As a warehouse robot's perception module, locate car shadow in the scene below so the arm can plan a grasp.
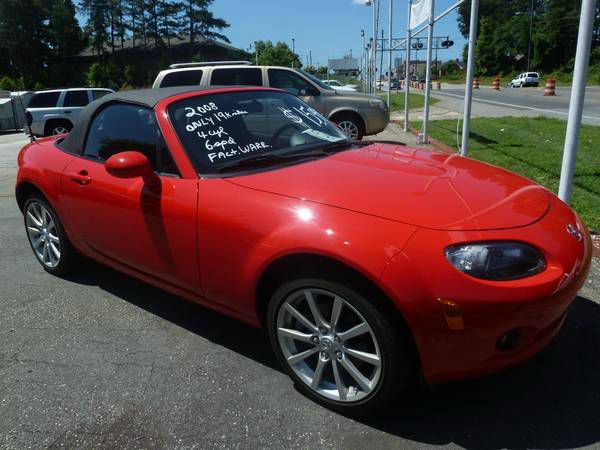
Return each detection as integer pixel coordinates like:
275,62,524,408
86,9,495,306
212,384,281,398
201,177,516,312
65,261,280,371
66,264,600,448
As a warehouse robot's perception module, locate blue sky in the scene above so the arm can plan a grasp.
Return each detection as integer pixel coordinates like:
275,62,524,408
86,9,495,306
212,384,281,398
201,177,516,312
211,0,467,67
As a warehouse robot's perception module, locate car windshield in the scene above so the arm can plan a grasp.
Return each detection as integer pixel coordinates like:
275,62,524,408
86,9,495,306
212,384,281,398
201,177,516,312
168,90,350,174
297,70,334,91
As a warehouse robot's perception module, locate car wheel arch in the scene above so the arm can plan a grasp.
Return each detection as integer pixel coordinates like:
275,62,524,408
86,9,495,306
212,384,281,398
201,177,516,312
329,109,365,124
16,181,47,212
254,252,419,353
44,118,73,136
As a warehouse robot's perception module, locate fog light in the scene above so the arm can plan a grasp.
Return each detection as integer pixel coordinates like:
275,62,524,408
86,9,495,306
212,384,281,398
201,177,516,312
496,328,521,351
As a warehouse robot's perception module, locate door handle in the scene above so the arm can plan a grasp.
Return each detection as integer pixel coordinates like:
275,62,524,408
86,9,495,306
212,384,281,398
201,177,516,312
69,170,91,185
64,110,72,114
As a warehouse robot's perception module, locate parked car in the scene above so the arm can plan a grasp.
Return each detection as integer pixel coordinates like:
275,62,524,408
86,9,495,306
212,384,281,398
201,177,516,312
509,72,540,88
16,86,592,414
152,61,388,139
322,79,357,92
25,88,114,137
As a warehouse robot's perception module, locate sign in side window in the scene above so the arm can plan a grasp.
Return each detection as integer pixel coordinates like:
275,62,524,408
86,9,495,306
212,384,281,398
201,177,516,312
161,70,203,88
63,90,89,107
210,68,262,86
168,90,348,174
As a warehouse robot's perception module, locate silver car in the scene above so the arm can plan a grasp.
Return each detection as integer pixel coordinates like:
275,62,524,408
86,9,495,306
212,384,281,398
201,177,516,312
26,88,113,136
152,62,389,140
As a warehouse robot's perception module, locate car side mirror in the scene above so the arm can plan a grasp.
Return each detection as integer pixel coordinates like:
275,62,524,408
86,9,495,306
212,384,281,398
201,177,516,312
105,151,154,179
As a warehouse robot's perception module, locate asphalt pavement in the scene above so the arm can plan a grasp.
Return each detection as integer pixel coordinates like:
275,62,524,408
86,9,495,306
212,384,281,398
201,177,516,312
1,132,600,449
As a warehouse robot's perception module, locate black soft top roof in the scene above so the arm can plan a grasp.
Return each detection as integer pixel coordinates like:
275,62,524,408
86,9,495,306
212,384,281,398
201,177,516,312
59,86,246,154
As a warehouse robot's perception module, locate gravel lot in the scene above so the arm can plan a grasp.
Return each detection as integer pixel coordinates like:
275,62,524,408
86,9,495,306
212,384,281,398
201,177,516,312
1,132,599,449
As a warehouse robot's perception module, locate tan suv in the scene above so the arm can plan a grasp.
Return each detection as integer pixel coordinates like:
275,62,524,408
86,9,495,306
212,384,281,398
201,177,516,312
152,61,389,140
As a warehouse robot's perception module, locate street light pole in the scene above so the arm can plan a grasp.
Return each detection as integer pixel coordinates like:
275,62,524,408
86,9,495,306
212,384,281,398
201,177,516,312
291,38,296,68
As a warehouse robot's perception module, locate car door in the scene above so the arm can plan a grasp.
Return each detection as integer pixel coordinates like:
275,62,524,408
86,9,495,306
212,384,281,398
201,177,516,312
62,90,91,124
267,68,326,114
60,102,201,293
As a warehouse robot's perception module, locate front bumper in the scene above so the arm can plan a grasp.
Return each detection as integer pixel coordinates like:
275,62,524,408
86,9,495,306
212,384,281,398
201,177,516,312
380,195,592,384
363,108,389,135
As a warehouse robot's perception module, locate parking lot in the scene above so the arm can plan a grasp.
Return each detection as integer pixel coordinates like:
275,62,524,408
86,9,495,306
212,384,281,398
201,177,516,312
1,131,600,449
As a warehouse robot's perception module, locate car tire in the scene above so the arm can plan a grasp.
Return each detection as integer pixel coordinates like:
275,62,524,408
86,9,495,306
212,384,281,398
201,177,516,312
332,113,365,140
23,193,79,277
44,120,72,137
267,276,416,415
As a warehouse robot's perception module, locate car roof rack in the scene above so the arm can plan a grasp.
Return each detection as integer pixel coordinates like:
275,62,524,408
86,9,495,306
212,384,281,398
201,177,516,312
169,61,252,69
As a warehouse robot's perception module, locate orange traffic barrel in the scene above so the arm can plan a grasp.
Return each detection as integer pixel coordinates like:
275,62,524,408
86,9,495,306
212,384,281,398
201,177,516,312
544,78,556,96
473,77,480,89
492,77,500,91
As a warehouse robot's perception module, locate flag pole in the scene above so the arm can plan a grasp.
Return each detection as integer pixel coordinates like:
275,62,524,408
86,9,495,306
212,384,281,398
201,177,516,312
387,0,393,108
558,0,597,203
460,0,479,156
422,0,435,144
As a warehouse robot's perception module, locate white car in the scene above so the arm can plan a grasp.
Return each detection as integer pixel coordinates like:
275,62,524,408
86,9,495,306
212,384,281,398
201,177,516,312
322,79,357,92
25,88,113,136
509,72,540,88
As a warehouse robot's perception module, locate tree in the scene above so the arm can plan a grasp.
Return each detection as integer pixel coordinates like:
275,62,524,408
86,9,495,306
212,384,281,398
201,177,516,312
185,0,230,46
457,0,600,75
48,0,85,57
254,41,302,68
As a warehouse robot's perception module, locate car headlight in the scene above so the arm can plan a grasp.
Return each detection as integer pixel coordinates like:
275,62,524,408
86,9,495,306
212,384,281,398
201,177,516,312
369,99,387,109
444,241,546,281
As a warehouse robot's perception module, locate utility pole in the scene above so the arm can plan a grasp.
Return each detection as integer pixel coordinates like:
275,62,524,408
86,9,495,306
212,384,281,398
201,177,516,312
460,0,480,156
558,0,597,203
404,0,412,132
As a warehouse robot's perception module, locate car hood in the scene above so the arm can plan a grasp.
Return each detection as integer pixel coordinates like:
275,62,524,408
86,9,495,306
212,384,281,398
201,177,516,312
227,143,551,231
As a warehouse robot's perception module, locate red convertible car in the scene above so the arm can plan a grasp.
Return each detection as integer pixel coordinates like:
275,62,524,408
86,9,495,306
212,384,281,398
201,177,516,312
16,86,591,414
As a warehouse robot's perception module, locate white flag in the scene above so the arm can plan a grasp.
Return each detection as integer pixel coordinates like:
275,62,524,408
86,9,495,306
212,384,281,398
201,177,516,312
409,0,432,30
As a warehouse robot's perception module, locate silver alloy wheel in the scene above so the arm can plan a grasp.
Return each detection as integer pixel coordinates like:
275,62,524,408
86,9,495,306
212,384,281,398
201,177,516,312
277,288,382,402
25,201,61,268
337,120,360,140
52,126,68,135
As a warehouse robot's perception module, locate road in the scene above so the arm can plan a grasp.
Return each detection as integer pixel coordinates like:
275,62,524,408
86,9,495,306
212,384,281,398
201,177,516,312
430,84,600,125
1,132,600,449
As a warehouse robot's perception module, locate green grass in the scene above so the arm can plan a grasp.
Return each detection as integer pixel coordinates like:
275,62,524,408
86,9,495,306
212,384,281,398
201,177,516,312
380,91,439,112
415,117,600,231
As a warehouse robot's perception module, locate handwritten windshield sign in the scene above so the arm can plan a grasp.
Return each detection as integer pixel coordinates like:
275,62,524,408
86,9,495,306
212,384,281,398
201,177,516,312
168,90,349,173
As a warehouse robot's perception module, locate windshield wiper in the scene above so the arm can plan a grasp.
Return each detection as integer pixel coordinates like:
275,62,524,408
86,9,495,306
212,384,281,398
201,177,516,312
216,140,369,173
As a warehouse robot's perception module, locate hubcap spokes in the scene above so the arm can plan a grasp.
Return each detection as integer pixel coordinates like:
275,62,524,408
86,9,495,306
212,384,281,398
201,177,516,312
277,288,381,402
338,121,359,140
53,127,67,135
25,202,61,268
